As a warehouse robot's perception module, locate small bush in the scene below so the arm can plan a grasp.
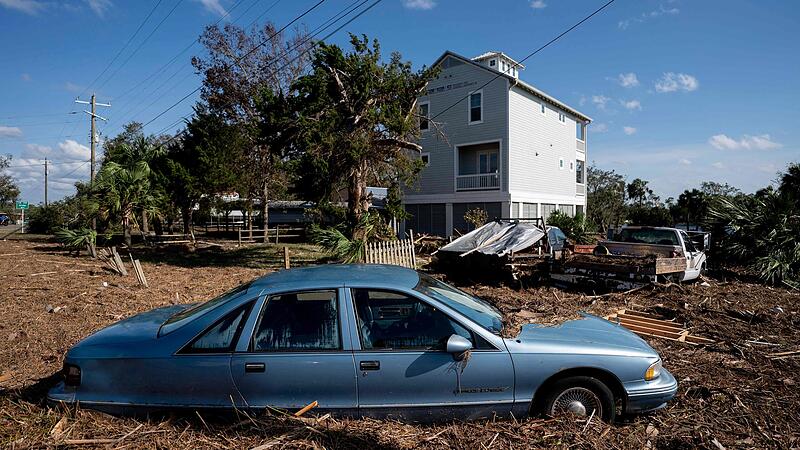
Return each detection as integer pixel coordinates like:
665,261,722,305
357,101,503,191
547,211,596,244
464,208,488,230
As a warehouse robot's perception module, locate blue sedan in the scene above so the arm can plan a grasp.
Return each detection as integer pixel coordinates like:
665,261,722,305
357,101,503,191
48,265,677,422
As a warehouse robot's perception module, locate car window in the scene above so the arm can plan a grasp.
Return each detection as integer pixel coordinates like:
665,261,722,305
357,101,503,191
160,282,252,336
183,302,253,353
353,288,475,351
251,290,340,352
414,274,503,334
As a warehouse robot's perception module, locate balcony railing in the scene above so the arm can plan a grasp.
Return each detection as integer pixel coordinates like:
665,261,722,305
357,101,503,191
456,172,500,191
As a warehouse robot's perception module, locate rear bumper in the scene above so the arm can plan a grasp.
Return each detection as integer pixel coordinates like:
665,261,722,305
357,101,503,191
624,368,678,414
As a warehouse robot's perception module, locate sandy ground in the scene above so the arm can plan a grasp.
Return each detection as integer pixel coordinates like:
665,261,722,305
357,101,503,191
1,238,798,449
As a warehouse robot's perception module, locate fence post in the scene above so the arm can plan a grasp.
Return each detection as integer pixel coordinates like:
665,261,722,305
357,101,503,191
283,246,290,270
238,229,242,246
409,229,416,268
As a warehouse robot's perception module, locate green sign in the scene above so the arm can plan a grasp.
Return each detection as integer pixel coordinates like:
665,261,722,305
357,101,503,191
15,201,28,210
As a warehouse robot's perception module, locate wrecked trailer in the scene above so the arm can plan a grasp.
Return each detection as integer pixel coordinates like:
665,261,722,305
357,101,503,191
550,226,709,291
433,219,560,280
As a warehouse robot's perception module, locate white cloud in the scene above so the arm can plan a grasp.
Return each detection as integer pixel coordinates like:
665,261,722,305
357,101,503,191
591,95,611,110
592,123,609,133
623,126,637,135
0,0,45,14
619,4,679,30
617,72,639,88
708,134,782,151
621,99,641,111
195,0,226,16
25,143,51,156
57,139,91,160
678,158,691,166
655,72,699,93
712,162,724,169
64,81,83,93
402,0,436,10
530,0,546,9
84,0,111,16
0,126,23,138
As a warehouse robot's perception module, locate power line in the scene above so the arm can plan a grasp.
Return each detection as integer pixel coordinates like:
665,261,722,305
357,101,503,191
141,0,330,129
94,0,186,93
105,0,278,131
124,0,365,127
430,0,616,121
78,0,166,98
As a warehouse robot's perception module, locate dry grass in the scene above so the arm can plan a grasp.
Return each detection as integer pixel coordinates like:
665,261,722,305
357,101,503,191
1,239,799,449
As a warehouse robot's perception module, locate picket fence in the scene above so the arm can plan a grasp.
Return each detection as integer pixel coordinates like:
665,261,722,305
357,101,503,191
364,238,416,269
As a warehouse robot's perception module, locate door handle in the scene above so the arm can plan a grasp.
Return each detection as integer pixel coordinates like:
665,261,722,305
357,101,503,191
359,360,380,371
244,362,266,373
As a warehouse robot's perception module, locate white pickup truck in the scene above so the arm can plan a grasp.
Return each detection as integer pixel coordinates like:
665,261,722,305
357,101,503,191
550,226,709,290
597,226,708,282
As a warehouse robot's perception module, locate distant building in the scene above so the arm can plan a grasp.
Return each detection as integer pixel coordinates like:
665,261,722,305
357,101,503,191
404,50,591,237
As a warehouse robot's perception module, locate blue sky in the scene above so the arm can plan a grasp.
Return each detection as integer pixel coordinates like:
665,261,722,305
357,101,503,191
1,0,798,204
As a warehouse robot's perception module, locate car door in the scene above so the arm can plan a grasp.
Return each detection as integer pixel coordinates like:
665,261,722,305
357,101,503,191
348,288,515,421
230,288,358,415
679,231,704,280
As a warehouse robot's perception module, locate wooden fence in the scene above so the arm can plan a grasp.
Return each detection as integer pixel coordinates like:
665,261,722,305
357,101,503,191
238,225,305,245
365,238,416,269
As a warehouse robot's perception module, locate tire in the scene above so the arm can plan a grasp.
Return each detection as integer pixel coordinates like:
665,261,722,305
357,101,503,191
539,376,616,422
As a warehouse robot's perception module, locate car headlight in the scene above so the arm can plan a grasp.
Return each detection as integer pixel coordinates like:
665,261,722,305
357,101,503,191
64,363,81,387
644,360,662,381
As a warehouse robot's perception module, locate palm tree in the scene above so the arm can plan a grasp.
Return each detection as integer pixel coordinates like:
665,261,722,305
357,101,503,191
95,139,161,246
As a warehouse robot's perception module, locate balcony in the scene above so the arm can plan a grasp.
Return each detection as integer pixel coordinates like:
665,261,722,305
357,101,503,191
457,172,500,191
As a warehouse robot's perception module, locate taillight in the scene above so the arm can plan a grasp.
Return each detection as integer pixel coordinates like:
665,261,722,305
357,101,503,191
64,364,81,387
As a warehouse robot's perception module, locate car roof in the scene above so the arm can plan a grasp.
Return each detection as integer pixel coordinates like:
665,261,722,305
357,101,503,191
250,264,421,290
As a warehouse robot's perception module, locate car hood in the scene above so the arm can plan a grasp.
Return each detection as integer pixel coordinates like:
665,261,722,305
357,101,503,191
73,304,189,348
514,313,657,356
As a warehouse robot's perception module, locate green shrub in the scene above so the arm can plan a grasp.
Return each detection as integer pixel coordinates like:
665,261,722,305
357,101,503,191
547,211,596,244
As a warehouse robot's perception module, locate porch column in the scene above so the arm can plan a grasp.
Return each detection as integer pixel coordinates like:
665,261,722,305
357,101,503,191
445,203,453,238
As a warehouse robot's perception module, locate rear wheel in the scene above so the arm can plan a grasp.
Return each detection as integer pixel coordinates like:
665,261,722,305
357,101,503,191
540,376,616,422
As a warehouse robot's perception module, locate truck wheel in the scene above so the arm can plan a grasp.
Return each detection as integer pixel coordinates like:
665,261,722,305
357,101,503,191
541,376,616,422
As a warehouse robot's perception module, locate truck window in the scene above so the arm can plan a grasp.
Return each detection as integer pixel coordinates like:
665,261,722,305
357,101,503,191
615,229,679,246
680,231,697,252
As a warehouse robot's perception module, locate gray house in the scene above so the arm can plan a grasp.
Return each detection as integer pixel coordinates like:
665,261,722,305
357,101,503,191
403,51,591,237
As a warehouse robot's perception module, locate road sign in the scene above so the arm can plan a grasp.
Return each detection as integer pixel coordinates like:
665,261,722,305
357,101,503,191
15,201,28,210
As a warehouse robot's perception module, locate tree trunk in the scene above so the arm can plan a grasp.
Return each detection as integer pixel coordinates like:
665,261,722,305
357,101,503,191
347,164,369,229
261,181,269,243
141,210,149,234
182,207,193,235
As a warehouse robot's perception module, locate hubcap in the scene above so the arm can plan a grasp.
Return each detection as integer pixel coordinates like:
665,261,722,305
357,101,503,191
550,387,602,418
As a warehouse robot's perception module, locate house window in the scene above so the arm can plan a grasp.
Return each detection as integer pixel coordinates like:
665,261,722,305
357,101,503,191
541,103,546,115
559,112,565,123
419,102,430,131
469,91,482,123
501,60,506,71
576,122,585,140
559,158,564,169
489,59,496,67
477,151,498,174
576,160,584,184
420,152,430,166
570,161,574,171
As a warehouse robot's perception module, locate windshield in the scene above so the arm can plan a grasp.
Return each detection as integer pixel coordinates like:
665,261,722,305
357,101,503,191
615,228,679,246
159,282,252,336
414,274,503,334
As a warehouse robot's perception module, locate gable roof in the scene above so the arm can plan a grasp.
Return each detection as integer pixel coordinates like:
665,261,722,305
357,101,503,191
429,51,591,122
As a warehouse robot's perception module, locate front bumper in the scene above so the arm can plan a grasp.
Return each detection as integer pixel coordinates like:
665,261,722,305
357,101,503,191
624,368,678,414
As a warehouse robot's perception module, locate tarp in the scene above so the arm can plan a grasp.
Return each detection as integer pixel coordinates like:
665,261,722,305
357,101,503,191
438,221,546,257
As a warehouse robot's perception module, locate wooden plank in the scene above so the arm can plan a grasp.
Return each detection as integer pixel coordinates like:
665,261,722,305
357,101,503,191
654,257,686,274
617,317,686,334
616,313,685,330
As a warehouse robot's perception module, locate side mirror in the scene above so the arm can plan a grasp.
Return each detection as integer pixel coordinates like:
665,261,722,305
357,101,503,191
446,334,473,360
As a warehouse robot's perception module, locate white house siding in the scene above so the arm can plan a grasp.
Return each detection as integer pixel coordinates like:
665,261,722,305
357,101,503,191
408,56,510,196
507,86,586,215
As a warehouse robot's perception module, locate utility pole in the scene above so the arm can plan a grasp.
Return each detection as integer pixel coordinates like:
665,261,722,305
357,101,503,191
75,94,111,184
44,158,48,207
75,94,110,229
